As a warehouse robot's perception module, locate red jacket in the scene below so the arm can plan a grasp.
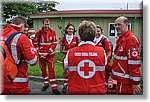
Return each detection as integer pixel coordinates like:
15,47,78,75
2,24,38,88
33,28,57,58
64,41,107,95
94,35,112,55
111,30,141,85
60,35,78,52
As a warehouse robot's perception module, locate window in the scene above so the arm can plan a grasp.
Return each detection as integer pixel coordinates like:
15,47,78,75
108,23,131,37
109,23,116,37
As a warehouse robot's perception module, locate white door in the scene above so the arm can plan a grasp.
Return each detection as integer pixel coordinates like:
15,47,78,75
108,23,117,50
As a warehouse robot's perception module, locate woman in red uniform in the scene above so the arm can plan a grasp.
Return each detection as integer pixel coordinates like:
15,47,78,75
94,25,112,62
60,23,79,93
94,25,113,93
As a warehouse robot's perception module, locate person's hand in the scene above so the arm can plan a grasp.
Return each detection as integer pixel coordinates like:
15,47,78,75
107,56,111,63
39,53,48,58
63,70,68,78
133,85,142,94
61,50,67,54
42,53,49,57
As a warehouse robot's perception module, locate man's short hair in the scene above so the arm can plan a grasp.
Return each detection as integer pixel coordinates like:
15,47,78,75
117,16,129,23
78,20,96,41
42,18,50,24
12,16,27,26
123,17,129,23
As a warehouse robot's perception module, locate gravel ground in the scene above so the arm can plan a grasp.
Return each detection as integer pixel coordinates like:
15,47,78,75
29,80,68,95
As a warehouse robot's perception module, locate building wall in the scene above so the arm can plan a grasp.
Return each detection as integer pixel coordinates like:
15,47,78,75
33,17,143,51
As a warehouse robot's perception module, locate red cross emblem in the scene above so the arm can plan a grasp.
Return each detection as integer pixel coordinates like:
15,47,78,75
80,62,93,76
77,60,95,79
132,51,138,57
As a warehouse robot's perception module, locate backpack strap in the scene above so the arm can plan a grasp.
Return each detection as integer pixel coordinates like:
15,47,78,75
4,32,24,68
62,35,66,46
38,30,42,48
75,36,78,46
5,32,22,45
101,37,106,47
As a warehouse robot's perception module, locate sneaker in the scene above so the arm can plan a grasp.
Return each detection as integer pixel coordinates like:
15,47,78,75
42,85,49,91
62,85,67,93
53,89,61,95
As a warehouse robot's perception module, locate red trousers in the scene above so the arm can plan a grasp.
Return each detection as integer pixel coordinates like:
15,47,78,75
2,87,29,95
2,82,29,95
62,54,68,86
39,57,58,90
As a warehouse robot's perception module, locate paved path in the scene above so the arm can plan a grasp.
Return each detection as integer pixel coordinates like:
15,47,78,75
29,80,68,95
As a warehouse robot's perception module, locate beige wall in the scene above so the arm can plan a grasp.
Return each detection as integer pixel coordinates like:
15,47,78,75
33,17,143,51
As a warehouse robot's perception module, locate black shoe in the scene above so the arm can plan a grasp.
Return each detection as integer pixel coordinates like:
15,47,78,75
62,85,67,93
42,85,49,91
53,89,61,95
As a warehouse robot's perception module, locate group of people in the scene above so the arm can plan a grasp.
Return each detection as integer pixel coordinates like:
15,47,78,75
0,16,142,95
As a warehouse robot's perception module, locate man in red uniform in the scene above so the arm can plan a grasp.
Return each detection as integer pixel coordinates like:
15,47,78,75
64,20,107,95
111,16,142,95
23,25,29,36
33,18,60,95
1,16,38,95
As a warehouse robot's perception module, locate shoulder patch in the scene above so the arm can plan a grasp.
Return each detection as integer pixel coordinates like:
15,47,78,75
132,51,138,57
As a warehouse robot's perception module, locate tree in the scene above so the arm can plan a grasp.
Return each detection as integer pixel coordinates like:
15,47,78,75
2,0,59,26
2,1,39,19
32,1,59,12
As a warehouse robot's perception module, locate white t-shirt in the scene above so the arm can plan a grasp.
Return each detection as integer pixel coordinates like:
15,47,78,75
66,34,73,44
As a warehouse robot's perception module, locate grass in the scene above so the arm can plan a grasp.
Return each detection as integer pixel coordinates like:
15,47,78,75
28,52,64,78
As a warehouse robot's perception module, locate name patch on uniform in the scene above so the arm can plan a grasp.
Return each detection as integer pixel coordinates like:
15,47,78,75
74,52,98,56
